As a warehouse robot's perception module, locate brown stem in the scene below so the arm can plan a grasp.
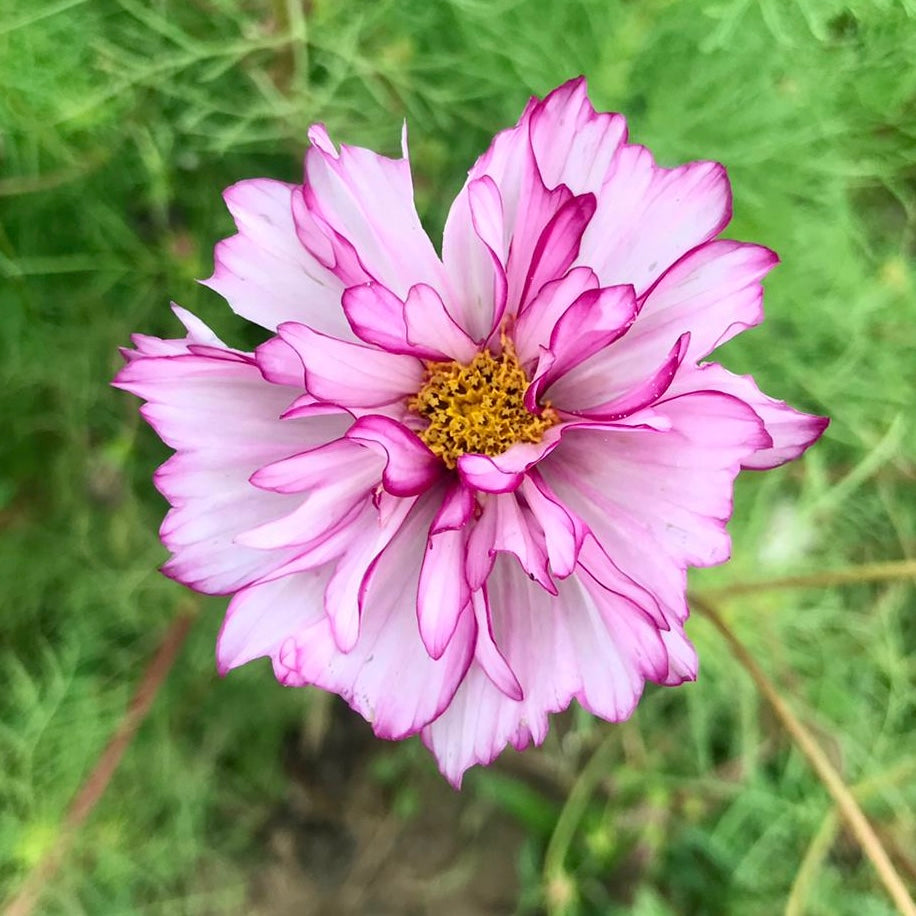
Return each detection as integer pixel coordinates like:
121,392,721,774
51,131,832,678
696,559,916,598
691,594,915,915
3,609,197,916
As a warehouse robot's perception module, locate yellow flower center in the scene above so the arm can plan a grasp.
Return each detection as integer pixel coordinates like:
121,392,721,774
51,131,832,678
409,336,559,469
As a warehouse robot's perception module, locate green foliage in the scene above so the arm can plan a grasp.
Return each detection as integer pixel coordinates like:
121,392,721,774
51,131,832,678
1,0,914,912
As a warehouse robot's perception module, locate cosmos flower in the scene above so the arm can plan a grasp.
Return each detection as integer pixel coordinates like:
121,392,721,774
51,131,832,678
115,78,827,785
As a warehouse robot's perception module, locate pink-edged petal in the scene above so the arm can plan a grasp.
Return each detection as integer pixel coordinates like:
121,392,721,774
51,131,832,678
240,450,380,549
278,321,424,408
456,424,565,494
249,437,370,494
341,281,411,353
297,124,446,297
403,284,479,364
217,569,330,674
527,77,628,194
346,415,442,496
466,492,554,593
441,175,509,343
114,345,351,594
203,179,351,336
422,557,578,786
275,493,476,739
422,553,669,787
255,335,306,388
512,267,599,367
558,333,690,419
518,472,585,578
630,240,778,363
322,495,417,652
472,588,523,701
666,362,829,470
542,391,770,571
578,148,732,295
526,284,638,407
417,483,474,658
519,192,596,309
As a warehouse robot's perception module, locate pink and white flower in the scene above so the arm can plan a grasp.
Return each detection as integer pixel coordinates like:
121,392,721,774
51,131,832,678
115,78,827,785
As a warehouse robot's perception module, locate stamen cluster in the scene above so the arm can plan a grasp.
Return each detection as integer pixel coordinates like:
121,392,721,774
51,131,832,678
409,337,558,468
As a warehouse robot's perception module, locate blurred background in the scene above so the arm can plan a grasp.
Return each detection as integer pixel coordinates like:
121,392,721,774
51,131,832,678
1,0,914,913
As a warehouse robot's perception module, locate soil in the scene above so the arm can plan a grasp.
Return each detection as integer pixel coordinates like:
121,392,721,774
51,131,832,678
249,696,528,916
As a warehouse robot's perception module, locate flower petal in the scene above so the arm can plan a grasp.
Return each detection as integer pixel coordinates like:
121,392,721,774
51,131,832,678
217,569,330,674
417,483,474,658
113,341,351,594
578,147,732,295
422,554,669,786
527,77,628,194
666,362,829,470
554,333,690,419
278,321,425,408
275,494,476,739
441,175,508,342
204,179,351,336
518,192,597,309
512,266,599,367
296,124,446,298
346,415,442,497
526,284,638,407
542,391,770,571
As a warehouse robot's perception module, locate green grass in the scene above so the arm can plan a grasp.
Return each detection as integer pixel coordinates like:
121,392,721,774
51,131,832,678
1,0,914,912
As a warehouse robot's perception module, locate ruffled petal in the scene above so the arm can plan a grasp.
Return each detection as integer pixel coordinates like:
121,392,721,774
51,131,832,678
346,415,443,497
578,147,732,295
295,124,446,298
114,336,351,594
634,240,776,362
204,179,351,336
275,493,476,740
526,284,637,407
456,424,566,494
277,321,425,408
217,569,330,674
422,555,670,787
666,362,829,470
441,175,508,342
417,483,474,658
541,392,770,570
512,267,599,367
527,77,628,194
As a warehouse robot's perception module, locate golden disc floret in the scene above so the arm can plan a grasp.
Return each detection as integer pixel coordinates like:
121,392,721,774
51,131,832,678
409,336,558,469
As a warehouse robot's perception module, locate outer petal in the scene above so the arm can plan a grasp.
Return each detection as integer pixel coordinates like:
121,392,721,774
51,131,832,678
667,362,829,470
203,179,351,337
217,569,329,674
541,392,771,570
578,147,732,295
296,124,446,298
526,77,628,194
113,339,351,594
604,240,778,379
422,555,669,787
274,492,476,740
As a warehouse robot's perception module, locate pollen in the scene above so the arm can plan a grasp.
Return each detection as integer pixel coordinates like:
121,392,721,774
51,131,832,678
408,335,558,469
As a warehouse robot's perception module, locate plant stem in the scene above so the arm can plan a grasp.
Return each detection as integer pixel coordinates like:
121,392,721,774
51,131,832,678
691,594,915,916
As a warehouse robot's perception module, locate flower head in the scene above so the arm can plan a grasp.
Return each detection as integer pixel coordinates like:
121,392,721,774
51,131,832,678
115,78,827,785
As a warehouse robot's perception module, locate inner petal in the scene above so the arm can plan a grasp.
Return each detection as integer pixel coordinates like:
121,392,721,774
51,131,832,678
408,335,558,469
